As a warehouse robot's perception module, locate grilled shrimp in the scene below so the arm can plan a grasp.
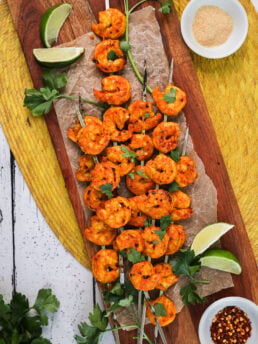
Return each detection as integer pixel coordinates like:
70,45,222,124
128,100,162,133
175,156,198,187
93,75,131,105
96,196,131,228
83,185,107,211
93,39,126,73
92,8,126,39
75,155,95,182
67,120,81,142
90,161,120,191
103,145,135,176
171,190,193,221
129,134,154,161
166,224,186,255
91,249,120,284
127,197,147,227
129,261,160,291
142,226,169,259
103,106,133,142
152,83,186,117
113,229,144,252
126,166,155,196
152,121,180,153
76,116,110,155
145,154,177,185
146,295,176,327
137,189,173,219
154,263,179,290
84,215,117,246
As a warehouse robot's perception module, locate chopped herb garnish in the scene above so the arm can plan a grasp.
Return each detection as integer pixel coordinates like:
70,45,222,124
168,180,179,192
127,248,145,263
99,183,113,199
121,145,137,163
107,50,118,61
158,0,172,14
144,113,151,118
169,148,180,162
163,87,177,104
135,169,148,178
154,303,167,316
160,215,173,231
128,172,135,179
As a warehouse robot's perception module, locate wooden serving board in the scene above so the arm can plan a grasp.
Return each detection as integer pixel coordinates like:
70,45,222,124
7,0,258,343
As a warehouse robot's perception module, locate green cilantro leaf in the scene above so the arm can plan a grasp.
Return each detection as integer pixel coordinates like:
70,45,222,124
99,183,113,199
107,50,118,61
105,295,133,317
42,69,67,90
169,148,180,162
128,172,135,179
168,180,179,192
163,87,177,104
120,41,131,52
170,249,201,277
88,304,108,331
159,1,172,14
23,88,58,116
34,289,60,314
31,338,52,344
154,228,166,241
180,282,206,306
121,145,137,163
75,322,102,344
144,113,151,118
135,170,148,179
154,303,167,316
160,215,173,231
10,293,29,322
127,248,145,263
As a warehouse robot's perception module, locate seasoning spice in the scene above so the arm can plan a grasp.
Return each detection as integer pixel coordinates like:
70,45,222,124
192,6,233,47
210,305,252,344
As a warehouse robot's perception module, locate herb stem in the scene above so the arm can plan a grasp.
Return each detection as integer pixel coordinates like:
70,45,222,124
56,94,105,108
191,278,210,284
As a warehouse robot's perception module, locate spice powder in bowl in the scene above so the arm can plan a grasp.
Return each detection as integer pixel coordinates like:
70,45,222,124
192,6,233,47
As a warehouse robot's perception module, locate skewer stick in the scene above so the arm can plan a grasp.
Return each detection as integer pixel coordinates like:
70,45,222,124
105,0,110,10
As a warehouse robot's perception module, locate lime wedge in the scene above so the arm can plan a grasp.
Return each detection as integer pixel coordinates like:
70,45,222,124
191,222,234,255
33,47,85,68
200,248,242,275
40,3,72,48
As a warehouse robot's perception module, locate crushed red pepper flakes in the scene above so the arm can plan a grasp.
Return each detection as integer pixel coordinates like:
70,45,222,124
210,306,252,344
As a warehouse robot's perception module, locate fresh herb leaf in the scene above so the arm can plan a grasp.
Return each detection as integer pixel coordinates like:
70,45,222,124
154,228,166,241
168,180,179,192
159,0,172,14
120,41,131,52
31,339,52,344
105,295,133,317
121,145,137,163
163,87,177,104
107,50,118,61
160,215,173,231
154,303,167,316
99,183,113,199
75,321,102,344
169,148,180,162
127,248,145,263
180,282,206,306
88,304,108,331
23,88,58,116
144,218,151,227
42,69,67,90
128,172,135,179
144,113,151,118
135,169,148,179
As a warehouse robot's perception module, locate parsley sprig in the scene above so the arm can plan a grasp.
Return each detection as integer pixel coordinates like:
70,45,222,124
0,289,59,344
170,249,209,305
154,215,173,240
99,183,113,199
163,87,177,104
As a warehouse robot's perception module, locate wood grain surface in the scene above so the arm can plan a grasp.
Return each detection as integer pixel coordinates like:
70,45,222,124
4,0,258,343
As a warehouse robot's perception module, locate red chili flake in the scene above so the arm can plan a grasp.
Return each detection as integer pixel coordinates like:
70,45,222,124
210,306,252,344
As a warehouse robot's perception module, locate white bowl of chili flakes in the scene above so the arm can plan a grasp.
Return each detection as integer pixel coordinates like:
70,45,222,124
198,296,258,344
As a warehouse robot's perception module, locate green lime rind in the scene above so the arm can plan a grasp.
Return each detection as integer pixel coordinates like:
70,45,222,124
33,47,85,68
200,248,242,275
40,3,72,48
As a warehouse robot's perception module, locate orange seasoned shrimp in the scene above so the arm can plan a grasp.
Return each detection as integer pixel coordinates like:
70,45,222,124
127,197,147,227
137,189,173,219
84,216,117,246
67,120,81,142
91,249,120,284
113,229,144,252
92,8,126,39
103,145,135,176
146,295,176,327
76,116,110,155
171,190,193,221
166,224,186,255
126,166,155,196
96,196,131,228
152,121,180,153
142,226,169,259
129,134,154,161
93,39,126,73
75,155,95,182
175,156,198,187
103,106,133,142
128,100,162,133
93,75,131,105
145,154,177,185
152,84,186,116
91,161,120,191
154,263,179,290
83,185,107,211
129,261,160,291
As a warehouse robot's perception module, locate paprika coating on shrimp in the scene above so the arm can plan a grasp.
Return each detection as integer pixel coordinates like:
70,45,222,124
84,215,117,246
103,145,135,176
129,261,160,291
129,134,154,161
92,8,126,39
127,197,147,227
67,120,81,142
171,190,193,221
175,156,198,187
97,196,131,228
75,155,95,182
137,189,173,219
145,154,177,185
103,106,133,142
146,295,176,327
93,39,126,73
93,75,131,105
142,226,169,259
154,263,179,290
152,121,180,153
83,185,107,211
91,249,120,284
76,116,110,155
166,224,186,255
126,166,155,196
113,229,144,252
152,84,186,117
128,100,162,133
90,161,120,191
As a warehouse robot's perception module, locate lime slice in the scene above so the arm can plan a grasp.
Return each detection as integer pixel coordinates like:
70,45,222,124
33,47,85,68
200,248,242,274
191,222,234,255
40,3,72,48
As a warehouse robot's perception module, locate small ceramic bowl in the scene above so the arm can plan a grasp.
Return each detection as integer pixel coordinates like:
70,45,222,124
180,0,248,59
198,296,258,344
